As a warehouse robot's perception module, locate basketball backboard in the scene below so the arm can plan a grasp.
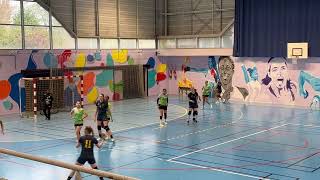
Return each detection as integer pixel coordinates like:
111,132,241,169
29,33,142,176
287,42,308,64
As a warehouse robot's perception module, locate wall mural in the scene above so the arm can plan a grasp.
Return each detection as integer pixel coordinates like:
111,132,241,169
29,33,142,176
178,57,192,88
241,64,260,101
298,71,320,108
2,51,319,115
162,56,320,108
261,57,297,104
0,49,161,115
145,56,167,89
218,56,235,102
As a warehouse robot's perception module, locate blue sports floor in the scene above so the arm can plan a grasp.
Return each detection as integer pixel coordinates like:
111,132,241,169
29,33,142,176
1,96,320,180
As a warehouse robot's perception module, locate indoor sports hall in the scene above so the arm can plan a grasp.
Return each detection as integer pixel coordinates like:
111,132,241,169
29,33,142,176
1,0,320,180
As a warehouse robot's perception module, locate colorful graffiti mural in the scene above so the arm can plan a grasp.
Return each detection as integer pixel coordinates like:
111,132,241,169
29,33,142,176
3,50,319,115
0,49,160,115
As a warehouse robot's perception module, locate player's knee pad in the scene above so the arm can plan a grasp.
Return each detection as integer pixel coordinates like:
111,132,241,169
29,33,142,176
97,125,102,131
160,116,162,120
164,113,167,119
188,111,191,115
104,126,110,132
193,111,198,116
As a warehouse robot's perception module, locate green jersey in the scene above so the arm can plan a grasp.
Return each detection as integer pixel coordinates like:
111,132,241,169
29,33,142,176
72,107,85,124
158,94,168,106
107,102,112,117
202,84,211,96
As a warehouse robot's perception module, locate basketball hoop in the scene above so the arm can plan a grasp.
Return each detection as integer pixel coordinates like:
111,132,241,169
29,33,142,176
287,42,308,64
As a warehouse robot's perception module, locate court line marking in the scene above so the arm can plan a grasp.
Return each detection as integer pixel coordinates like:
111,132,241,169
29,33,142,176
159,110,243,141
288,123,320,128
0,103,188,143
153,105,243,131
113,103,188,132
167,123,288,161
152,104,188,130
168,159,270,180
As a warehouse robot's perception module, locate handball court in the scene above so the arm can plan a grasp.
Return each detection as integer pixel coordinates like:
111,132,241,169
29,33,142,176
1,96,320,180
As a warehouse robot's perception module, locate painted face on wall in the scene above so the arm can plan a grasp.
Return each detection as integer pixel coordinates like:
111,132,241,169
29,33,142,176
218,56,234,88
268,61,288,89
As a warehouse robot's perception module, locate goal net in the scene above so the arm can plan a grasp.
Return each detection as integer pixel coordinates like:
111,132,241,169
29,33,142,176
22,75,84,120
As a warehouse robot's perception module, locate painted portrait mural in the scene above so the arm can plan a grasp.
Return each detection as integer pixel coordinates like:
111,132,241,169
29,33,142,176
165,55,320,108
231,57,320,107
218,56,234,102
261,57,297,104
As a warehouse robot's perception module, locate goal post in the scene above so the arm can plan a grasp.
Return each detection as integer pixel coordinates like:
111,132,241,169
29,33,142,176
21,75,84,121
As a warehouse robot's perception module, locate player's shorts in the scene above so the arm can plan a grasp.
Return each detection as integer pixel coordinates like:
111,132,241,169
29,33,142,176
97,114,107,121
189,103,198,109
77,156,96,165
158,105,168,110
202,95,209,97
74,123,83,127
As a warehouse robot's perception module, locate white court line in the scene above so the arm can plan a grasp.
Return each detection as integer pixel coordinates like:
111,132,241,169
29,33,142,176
152,104,188,130
0,104,187,143
167,123,288,161
161,122,235,142
153,105,243,131
288,123,320,128
117,103,188,132
168,159,270,180
158,110,243,142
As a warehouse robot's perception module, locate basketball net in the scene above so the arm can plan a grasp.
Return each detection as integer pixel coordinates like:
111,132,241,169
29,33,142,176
292,56,298,65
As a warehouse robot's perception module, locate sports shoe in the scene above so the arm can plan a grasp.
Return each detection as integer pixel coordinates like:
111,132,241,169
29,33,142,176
110,138,115,142
164,121,168,125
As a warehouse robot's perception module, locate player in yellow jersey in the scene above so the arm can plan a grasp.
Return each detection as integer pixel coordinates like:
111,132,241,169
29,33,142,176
202,81,212,108
70,101,88,141
157,89,168,127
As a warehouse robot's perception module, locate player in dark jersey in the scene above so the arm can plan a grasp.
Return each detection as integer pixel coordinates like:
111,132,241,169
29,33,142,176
215,81,222,103
0,120,4,135
95,94,114,141
42,90,53,120
187,87,201,124
103,95,114,141
67,126,104,180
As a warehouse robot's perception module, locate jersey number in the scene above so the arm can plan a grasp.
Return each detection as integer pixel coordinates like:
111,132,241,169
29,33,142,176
84,140,92,148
